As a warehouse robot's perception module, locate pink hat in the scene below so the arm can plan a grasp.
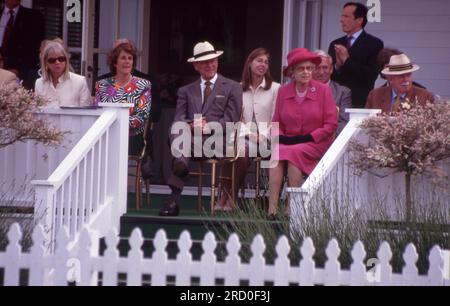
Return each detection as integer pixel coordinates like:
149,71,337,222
283,48,321,76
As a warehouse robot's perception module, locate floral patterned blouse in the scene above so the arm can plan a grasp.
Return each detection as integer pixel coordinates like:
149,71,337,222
95,76,151,136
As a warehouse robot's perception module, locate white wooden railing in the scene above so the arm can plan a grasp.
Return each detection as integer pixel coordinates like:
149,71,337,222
30,104,131,252
1,223,449,286
0,104,131,253
287,109,380,215
287,108,450,223
0,108,103,203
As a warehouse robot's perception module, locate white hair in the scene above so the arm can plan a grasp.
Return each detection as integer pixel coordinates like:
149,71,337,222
313,49,333,63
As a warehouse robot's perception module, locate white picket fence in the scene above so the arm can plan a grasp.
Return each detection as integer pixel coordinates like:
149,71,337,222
30,104,132,253
1,223,449,286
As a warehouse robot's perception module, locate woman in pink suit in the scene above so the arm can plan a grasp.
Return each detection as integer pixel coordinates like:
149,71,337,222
269,48,338,218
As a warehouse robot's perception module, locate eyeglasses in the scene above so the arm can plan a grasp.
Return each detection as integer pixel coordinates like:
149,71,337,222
294,65,315,73
47,57,66,64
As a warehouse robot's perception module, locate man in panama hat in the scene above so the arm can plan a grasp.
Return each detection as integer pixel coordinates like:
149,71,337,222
365,53,435,113
159,41,242,217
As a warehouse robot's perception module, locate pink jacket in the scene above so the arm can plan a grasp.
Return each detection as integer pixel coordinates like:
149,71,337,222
272,79,338,143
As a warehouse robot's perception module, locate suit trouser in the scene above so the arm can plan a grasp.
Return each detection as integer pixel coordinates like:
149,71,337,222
167,156,190,191
167,135,229,191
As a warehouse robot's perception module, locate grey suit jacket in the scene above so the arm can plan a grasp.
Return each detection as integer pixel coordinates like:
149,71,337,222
171,74,243,141
329,81,352,134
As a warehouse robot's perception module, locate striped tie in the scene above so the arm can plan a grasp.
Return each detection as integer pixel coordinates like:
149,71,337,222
393,94,401,112
203,81,212,104
346,35,353,49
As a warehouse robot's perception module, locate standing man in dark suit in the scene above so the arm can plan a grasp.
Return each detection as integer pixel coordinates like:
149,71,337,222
159,41,243,217
313,50,352,135
328,2,383,108
0,0,44,89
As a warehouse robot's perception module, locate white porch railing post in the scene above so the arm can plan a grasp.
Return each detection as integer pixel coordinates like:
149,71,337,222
32,182,56,253
99,103,132,223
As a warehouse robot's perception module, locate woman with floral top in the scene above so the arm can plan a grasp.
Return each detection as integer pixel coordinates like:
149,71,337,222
95,41,152,155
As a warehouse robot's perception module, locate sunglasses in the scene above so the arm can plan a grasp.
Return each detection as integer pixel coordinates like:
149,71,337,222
47,57,66,64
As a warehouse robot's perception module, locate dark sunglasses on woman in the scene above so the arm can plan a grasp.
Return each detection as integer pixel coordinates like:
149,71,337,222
47,57,66,64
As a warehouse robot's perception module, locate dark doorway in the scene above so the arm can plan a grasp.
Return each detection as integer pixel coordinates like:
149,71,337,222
148,0,284,90
147,0,284,186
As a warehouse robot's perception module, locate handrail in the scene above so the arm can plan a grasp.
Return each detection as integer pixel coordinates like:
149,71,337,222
31,103,132,252
32,110,118,189
287,109,380,197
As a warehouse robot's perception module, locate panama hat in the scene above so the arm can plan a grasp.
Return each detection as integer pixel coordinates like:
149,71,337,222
283,48,321,76
187,41,224,63
382,54,420,75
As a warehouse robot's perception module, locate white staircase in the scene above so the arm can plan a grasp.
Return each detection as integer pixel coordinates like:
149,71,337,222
1,104,132,253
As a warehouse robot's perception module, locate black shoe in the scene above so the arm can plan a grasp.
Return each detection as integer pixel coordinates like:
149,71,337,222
159,199,180,217
173,160,189,178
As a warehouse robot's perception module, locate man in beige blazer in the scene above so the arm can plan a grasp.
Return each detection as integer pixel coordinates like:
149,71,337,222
366,53,434,113
0,68,17,85
160,41,243,217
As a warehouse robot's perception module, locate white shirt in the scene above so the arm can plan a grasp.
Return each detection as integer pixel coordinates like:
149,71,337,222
200,74,218,104
241,79,280,138
35,72,92,108
0,6,19,46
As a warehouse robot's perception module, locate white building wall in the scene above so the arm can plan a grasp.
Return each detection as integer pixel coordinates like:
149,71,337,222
96,0,145,77
320,0,450,99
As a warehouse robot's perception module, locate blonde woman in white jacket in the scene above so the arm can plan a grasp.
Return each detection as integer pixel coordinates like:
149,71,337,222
217,48,280,211
35,39,92,108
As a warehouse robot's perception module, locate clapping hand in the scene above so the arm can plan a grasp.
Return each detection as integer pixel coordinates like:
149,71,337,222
334,44,350,69
192,116,210,134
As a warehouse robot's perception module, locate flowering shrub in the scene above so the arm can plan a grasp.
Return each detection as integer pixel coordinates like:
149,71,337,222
0,83,64,149
1,84,65,250
350,101,450,220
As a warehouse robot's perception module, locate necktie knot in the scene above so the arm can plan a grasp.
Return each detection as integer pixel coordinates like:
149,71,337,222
346,36,353,48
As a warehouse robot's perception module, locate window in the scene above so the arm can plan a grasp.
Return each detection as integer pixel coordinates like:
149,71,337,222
283,0,322,74
33,0,84,73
